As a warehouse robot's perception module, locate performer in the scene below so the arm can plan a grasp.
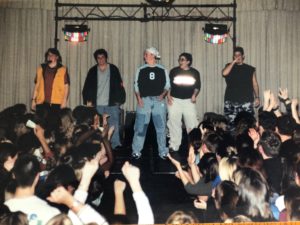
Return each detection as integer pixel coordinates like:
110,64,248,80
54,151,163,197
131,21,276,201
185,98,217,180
132,47,170,159
31,48,70,115
167,53,200,152
222,46,260,129
82,49,125,149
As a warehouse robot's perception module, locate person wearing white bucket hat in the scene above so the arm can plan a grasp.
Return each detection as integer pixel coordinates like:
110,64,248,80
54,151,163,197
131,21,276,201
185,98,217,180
131,47,170,160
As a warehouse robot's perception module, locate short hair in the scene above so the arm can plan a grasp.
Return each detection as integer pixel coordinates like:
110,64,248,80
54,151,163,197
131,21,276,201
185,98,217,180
234,46,244,55
188,128,201,150
166,211,198,224
0,142,18,167
44,48,62,64
277,115,296,136
234,111,256,135
12,154,40,188
43,164,78,196
179,52,193,66
259,130,281,157
93,49,108,61
258,111,277,131
202,131,228,158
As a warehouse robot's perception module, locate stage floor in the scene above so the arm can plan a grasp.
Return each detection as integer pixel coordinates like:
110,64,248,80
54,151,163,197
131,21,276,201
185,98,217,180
97,125,219,223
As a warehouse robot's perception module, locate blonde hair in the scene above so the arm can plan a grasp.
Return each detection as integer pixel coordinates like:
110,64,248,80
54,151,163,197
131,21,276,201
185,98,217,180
224,215,252,223
219,156,238,181
166,211,198,224
46,214,73,225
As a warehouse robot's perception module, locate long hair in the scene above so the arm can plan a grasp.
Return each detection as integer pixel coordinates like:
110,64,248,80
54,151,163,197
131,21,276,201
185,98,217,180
233,168,272,219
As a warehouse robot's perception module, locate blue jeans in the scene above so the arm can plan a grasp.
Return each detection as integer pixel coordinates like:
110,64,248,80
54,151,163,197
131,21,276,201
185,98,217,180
96,105,121,148
132,96,168,158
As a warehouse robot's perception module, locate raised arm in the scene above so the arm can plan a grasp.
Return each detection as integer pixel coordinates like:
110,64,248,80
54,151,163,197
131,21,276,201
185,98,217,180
121,161,154,224
291,98,300,124
222,59,237,76
187,146,201,183
114,179,126,215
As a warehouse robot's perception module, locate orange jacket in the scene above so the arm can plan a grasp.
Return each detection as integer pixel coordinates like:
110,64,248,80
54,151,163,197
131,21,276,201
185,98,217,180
35,65,67,104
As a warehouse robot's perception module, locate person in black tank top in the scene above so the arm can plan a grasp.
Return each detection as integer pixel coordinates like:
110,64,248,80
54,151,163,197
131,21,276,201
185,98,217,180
222,47,260,130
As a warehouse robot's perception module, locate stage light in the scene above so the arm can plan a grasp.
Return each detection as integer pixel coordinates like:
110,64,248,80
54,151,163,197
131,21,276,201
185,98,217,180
63,25,90,42
203,24,229,44
146,0,175,6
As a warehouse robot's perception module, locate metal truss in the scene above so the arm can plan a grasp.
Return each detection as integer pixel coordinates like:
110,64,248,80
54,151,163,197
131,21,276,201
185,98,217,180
54,0,237,48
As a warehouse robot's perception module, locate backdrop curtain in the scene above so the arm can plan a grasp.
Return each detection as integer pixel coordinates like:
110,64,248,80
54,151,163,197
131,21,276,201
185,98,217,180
0,0,300,120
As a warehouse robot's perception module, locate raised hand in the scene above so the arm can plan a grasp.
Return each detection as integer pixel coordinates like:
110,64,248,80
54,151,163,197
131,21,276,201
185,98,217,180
187,146,196,166
278,87,288,100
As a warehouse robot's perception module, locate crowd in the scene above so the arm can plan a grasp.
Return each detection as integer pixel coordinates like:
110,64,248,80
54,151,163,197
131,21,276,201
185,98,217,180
0,46,300,224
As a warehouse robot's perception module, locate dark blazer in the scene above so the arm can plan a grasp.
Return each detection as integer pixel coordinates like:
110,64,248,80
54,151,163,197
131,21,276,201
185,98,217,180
82,64,126,106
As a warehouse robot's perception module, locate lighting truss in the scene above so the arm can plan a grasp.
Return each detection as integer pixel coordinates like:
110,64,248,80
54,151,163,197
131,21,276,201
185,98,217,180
54,1,237,49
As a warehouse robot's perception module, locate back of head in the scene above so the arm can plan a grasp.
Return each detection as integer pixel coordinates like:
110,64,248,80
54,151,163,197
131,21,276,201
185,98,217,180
0,211,28,225
290,199,300,221
166,211,198,224
188,128,201,151
277,115,296,136
224,215,252,223
45,213,72,225
258,111,277,131
203,131,228,158
199,153,219,183
234,111,256,135
235,133,254,153
43,164,78,196
17,132,40,154
72,106,97,126
0,142,18,167
214,181,239,219
234,168,271,219
12,154,40,188
219,156,238,181
259,130,281,157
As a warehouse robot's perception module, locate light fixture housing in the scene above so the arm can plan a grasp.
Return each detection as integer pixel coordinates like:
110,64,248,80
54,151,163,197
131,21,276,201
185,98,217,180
63,24,90,42
203,24,229,44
